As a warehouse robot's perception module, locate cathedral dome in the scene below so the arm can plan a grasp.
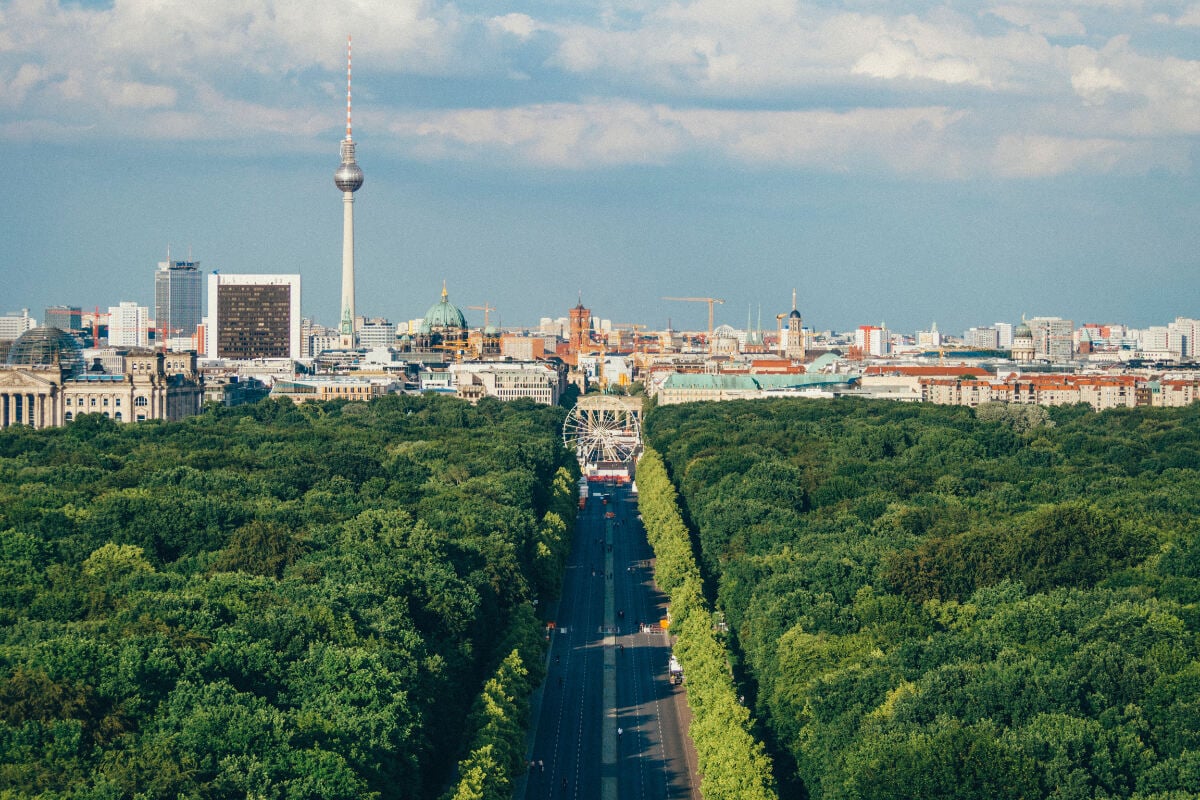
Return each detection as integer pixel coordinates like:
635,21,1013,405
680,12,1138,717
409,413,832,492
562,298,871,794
6,326,85,377
420,283,467,334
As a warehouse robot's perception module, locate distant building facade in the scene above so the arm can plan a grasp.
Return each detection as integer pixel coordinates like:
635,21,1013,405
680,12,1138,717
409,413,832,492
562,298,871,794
1028,316,1075,361
206,274,301,360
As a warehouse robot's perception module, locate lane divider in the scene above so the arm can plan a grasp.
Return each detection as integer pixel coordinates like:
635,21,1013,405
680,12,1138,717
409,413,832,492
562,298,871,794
602,512,618,800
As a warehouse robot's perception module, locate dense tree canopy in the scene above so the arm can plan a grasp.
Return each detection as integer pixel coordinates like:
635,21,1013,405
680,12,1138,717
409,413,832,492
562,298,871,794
646,399,1200,800
0,396,576,799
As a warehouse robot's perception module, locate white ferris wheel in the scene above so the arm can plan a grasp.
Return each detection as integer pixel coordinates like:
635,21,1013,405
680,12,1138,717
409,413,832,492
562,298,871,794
562,395,642,464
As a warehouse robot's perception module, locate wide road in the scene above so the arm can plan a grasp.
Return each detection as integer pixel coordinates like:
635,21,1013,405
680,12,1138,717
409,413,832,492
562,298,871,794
524,481,696,800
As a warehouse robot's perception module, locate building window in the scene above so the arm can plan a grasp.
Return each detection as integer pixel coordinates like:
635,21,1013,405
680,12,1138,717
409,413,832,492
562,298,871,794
103,398,109,406
114,412,122,421
115,398,121,406
90,397,96,406
65,412,73,422
135,396,148,407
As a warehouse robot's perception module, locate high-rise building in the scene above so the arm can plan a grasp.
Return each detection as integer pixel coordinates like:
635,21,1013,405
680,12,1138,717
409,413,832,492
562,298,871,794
1028,316,1075,362
857,324,890,356
155,258,203,350
334,36,364,349
993,322,1014,349
206,274,301,360
108,301,150,348
1168,317,1200,359
44,306,83,332
0,309,36,341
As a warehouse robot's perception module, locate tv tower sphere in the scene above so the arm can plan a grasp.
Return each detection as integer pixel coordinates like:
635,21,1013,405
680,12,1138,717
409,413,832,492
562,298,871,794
334,143,364,192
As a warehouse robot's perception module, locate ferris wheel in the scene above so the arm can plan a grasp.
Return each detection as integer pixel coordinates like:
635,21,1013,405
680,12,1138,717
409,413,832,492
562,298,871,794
562,395,642,464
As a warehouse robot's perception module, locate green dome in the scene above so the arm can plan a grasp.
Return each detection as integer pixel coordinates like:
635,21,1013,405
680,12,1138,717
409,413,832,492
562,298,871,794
420,283,467,334
1014,324,1032,339
7,326,85,377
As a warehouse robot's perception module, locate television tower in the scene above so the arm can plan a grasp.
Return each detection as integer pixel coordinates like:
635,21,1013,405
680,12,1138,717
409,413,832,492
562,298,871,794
334,35,364,348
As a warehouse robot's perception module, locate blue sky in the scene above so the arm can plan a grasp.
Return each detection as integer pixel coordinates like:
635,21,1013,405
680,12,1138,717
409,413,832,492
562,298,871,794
2,0,1198,335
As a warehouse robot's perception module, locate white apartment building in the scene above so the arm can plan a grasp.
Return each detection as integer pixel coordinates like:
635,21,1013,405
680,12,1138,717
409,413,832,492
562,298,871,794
107,301,150,348
1168,318,1200,359
1141,326,1185,360
994,322,1014,349
358,319,397,349
0,309,36,340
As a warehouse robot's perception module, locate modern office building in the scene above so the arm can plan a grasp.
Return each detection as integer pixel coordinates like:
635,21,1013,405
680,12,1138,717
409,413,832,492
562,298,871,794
358,319,396,348
154,259,203,350
206,274,301,360
44,306,83,333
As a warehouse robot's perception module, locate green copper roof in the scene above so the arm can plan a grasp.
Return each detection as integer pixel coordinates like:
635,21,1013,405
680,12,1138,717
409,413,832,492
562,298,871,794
420,283,467,334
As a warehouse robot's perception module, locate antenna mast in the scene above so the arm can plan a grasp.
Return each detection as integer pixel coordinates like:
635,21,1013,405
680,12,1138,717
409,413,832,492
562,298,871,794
346,35,353,140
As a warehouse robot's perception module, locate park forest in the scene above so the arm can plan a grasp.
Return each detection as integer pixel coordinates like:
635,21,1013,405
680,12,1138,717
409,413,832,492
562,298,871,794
5,390,1200,800
0,395,577,799
645,398,1200,800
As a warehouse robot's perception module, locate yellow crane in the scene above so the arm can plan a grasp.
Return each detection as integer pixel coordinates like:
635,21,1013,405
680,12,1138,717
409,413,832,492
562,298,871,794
467,303,496,329
662,297,724,348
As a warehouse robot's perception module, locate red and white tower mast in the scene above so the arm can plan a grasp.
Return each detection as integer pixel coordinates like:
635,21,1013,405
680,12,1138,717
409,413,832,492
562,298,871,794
334,35,364,348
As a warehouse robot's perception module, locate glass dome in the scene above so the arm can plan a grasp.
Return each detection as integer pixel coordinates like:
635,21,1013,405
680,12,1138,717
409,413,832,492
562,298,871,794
6,326,86,377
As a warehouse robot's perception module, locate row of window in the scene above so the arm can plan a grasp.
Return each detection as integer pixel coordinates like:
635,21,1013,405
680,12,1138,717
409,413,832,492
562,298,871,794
63,396,150,407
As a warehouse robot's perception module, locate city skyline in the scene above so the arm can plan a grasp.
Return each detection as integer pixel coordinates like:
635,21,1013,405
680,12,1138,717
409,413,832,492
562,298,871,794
2,1,1198,334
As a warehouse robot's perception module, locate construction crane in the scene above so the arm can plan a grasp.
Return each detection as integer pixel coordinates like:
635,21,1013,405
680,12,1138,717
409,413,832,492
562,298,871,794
662,297,724,347
468,303,496,329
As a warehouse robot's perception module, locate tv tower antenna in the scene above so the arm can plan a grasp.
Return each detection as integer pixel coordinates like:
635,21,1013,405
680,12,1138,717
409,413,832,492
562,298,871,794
346,34,353,140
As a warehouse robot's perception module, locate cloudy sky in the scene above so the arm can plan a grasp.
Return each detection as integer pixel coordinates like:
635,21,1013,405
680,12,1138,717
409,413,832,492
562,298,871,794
2,0,1198,335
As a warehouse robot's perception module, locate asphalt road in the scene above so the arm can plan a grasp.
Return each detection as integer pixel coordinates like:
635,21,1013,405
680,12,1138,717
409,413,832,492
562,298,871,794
523,482,696,800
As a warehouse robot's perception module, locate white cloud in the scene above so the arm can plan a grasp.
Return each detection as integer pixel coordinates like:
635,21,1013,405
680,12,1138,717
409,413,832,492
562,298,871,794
0,63,44,107
990,134,1147,177
852,37,987,86
490,13,540,40
99,76,177,110
0,0,1198,179
386,100,980,176
1176,4,1200,25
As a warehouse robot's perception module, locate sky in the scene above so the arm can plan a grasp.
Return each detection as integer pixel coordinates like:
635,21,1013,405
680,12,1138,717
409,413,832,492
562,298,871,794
1,0,1199,336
